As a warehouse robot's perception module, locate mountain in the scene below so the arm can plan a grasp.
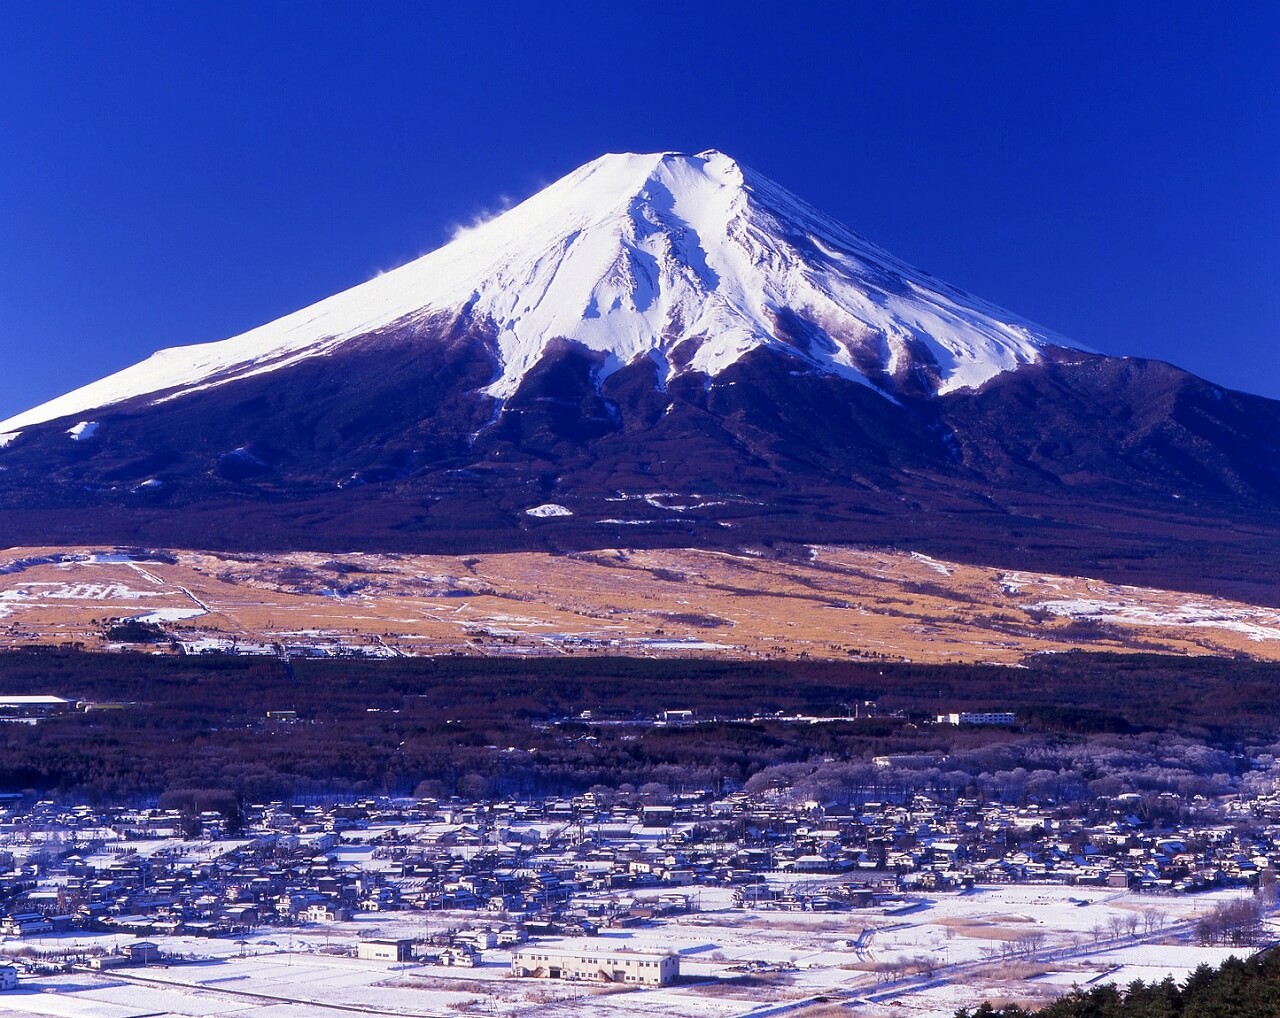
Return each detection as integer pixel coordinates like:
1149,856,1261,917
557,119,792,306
1,151,1278,602
3,151,1069,430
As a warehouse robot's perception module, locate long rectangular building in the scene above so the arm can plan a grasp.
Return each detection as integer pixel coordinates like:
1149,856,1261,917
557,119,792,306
511,945,678,985
936,711,1016,726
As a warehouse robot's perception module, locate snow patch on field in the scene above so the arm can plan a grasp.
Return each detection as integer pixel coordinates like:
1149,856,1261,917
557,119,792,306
130,607,207,624
644,492,685,511
178,637,277,655
0,582,162,602
911,552,953,576
525,503,574,517
1031,598,1280,641
631,638,737,651
67,420,98,440
0,431,18,448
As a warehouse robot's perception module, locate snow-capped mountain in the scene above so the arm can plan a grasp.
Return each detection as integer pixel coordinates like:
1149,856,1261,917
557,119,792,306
1,151,1074,434
1,151,1278,604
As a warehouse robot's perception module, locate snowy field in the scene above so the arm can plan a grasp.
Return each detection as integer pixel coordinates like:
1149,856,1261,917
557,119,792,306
0,884,1271,1017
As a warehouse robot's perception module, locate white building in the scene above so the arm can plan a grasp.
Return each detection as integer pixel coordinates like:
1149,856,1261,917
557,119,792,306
440,946,477,966
0,964,16,990
936,712,1015,726
0,913,52,937
357,939,413,962
511,945,678,985
457,929,498,950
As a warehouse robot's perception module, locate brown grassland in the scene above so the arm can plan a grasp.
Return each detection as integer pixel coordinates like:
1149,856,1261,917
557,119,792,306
1,543,1277,663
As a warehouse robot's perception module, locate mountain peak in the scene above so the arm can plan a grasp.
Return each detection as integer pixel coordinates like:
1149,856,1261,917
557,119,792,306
0,150,1074,432
4,154,1279,604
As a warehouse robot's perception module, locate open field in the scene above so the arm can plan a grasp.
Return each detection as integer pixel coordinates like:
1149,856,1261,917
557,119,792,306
2,544,1279,664
0,884,1268,1017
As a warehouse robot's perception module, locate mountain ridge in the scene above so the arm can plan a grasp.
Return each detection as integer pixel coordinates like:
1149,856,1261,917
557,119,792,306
1,150,1077,434
1,151,1277,607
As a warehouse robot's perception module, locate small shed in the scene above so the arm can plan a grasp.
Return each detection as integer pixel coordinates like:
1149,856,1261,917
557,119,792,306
357,939,413,962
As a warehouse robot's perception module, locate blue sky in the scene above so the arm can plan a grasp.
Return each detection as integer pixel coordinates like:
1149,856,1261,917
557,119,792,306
2,0,1277,420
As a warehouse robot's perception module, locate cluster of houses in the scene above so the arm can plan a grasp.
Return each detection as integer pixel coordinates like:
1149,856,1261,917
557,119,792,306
0,781,1277,984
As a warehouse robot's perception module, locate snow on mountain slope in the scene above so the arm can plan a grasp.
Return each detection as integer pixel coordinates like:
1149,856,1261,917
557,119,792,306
0,150,1079,433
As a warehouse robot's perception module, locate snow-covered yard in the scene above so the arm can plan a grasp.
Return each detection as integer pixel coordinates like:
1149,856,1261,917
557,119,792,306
1,885,1270,1017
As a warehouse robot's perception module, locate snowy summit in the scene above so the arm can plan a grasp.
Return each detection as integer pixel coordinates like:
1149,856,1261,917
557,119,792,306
1,150,1076,432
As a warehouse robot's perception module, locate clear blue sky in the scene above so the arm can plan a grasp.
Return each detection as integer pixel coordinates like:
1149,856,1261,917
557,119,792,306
2,0,1277,420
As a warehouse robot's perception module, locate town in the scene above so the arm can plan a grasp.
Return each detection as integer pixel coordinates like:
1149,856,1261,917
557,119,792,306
0,648,1277,1014
0,761,1276,1016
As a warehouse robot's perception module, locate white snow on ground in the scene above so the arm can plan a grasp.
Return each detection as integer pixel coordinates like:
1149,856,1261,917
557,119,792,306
0,882,1264,1017
0,431,18,447
0,582,161,602
66,420,98,440
1032,597,1280,641
525,503,574,517
910,552,953,576
177,637,277,654
643,492,685,511
0,151,1080,433
630,638,737,651
129,607,207,623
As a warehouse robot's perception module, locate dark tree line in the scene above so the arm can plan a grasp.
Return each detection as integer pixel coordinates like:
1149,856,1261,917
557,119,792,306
956,949,1280,1017
0,649,1277,802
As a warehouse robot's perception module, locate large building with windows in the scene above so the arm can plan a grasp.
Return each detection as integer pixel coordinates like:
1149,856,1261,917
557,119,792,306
511,945,678,985
936,711,1016,726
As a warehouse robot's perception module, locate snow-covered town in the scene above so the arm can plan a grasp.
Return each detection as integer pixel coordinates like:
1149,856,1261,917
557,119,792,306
0,778,1277,1017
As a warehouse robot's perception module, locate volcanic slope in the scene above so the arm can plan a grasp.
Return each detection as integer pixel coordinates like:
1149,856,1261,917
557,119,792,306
1,151,1278,602
3,545,1279,664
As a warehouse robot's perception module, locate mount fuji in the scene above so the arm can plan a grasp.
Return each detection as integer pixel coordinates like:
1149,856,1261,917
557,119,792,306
4,151,1071,429
2,151,1278,601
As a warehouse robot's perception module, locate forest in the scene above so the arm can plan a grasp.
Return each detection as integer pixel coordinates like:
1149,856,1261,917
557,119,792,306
0,649,1276,803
